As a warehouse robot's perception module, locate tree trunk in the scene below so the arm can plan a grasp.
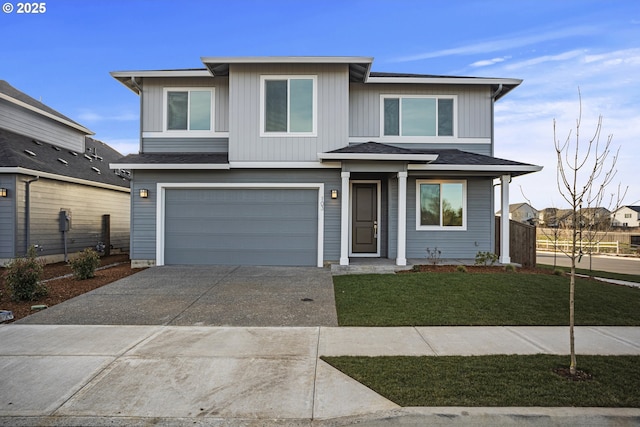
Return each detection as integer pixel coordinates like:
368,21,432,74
570,259,577,375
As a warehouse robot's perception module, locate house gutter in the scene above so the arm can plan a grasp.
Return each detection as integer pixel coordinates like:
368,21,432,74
489,84,504,157
24,176,39,252
130,77,143,154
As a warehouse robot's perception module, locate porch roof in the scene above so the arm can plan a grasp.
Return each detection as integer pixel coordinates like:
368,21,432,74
319,142,542,177
110,153,230,170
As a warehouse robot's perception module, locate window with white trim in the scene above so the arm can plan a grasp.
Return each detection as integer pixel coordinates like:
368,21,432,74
164,88,214,132
261,75,317,136
416,180,466,230
382,95,455,137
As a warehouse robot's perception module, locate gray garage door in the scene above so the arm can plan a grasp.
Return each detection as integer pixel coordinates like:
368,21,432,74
164,188,318,266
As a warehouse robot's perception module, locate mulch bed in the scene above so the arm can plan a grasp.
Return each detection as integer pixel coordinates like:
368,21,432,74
0,254,143,322
403,264,554,274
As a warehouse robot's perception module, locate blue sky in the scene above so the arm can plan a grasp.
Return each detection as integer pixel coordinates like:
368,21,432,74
1,0,638,209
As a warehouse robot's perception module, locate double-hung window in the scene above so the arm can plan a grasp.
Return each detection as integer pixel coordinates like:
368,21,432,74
416,180,466,230
164,88,214,132
261,75,317,136
382,95,455,138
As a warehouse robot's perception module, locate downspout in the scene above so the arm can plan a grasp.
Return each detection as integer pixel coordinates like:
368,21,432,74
130,77,143,154
25,176,39,253
490,84,503,157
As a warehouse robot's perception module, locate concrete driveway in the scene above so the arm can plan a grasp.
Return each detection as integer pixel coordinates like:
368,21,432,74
16,265,339,326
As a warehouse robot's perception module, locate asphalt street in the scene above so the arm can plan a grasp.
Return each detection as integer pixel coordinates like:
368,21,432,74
537,251,640,275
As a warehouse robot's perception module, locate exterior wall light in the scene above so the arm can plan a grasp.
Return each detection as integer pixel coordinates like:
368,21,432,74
139,189,149,198
331,189,339,199
0,188,7,197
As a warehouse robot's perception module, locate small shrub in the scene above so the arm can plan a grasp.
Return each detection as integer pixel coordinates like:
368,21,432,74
475,251,499,266
69,248,101,280
456,265,468,273
426,247,442,265
4,246,47,301
504,264,517,273
553,268,565,276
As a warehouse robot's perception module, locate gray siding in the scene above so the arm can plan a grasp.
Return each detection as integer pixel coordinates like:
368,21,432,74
405,176,494,259
141,76,229,133
0,175,17,259
13,176,130,257
228,63,349,161
142,137,229,153
0,99,85,151
131,169,342,263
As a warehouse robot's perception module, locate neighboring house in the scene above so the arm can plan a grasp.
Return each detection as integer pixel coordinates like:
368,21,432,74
110,56,541,268
0,80,130,265
611,206,640,228
496,202,539,225
538,207,573,228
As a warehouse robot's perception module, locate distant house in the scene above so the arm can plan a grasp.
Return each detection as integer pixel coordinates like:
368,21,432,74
611,206,640,228
0,80,130,265
538,207,572,228
496,202,538,225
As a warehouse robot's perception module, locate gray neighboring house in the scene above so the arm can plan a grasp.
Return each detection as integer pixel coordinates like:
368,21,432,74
0,80,130,265
110,56,542,268
497,202,539,225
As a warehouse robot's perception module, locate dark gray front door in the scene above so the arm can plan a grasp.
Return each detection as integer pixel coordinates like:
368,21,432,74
352,183,378,254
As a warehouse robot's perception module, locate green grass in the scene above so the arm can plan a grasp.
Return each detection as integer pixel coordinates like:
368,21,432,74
333,272,640,326
538,263,640,283
322,355,640,407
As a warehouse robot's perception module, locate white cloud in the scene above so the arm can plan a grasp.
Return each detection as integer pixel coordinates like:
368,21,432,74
101,138,139,156
77,109,138,123
470,57,510,67
503,50,585,70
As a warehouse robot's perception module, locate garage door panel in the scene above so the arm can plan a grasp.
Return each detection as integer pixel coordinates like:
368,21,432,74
164,188,318,266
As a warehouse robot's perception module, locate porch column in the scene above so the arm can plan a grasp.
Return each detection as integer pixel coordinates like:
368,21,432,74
396,171,408,266
340,172,350,265
499,174,511,264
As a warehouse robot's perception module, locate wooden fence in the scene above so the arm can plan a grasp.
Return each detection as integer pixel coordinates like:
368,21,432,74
495,217,537,267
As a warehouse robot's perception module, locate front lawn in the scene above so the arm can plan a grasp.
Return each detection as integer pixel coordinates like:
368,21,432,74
322,355,640,407
538,264,640,283
333,272,640,326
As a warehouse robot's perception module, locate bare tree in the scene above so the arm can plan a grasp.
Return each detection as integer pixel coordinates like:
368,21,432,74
554,89,626,375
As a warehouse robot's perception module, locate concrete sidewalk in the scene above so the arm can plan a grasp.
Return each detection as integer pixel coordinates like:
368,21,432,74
1,325,639,426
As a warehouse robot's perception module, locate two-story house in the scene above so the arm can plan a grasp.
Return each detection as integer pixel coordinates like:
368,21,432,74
611,206,640,228
110,56,541,268
0,80,131,265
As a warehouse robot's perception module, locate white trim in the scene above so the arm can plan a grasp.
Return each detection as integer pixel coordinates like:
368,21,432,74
201,56,373,65
0,93,93,135
349,136,490,145
409,164,543,172
162,87,215,135
380,94,458,139
415,179,467,231
0,167,130,192
109,163,230,170
499,175,511,264
318,152,438,162
155,183,324,267
142,131,229,139
397,172,408,266
111,70,212,78
259,75,318,137
229,161,341,169
340,172,350,265
367,76,522,86
349,180,381,257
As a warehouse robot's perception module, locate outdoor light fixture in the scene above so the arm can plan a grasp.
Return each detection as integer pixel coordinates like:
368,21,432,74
139,189,149,198
331,189,339,199
0,188,7,197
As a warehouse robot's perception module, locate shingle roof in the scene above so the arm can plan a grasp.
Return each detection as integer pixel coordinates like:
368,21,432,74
0,128,130,188
326,142,538,170
113,153,229,165
0,80,85,130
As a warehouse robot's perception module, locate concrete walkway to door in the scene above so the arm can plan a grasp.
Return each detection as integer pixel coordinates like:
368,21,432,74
16,265,339,326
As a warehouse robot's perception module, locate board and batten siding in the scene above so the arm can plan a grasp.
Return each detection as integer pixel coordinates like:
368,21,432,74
130,169,342,264
228,63,349,162
0,175,17,260
349,83,493,155
13,176,130,257
0,99,86,152
404,177,495,259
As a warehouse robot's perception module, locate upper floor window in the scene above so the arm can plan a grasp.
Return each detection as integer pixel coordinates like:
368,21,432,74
164,88,214,132
261,75,317,136
416,180,466,230
382,95,455,138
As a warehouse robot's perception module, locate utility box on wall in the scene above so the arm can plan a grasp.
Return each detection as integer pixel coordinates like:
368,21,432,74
59,209,71,232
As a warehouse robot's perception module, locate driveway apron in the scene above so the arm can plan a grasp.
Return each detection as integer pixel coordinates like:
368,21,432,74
16,265,339,326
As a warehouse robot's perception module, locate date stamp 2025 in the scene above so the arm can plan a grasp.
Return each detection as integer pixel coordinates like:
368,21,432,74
3,2,47,14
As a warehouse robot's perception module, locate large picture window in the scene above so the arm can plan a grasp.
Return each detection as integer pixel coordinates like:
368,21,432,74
164,88,213,132
383,95,455,138
261,75,317,136
416,180,466,230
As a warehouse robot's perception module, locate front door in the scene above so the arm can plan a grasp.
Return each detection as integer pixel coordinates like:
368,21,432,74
352,182,378,254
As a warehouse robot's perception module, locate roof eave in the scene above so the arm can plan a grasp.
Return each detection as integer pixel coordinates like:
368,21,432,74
318,153,438,162
109,163,231,170
110,69,212,94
